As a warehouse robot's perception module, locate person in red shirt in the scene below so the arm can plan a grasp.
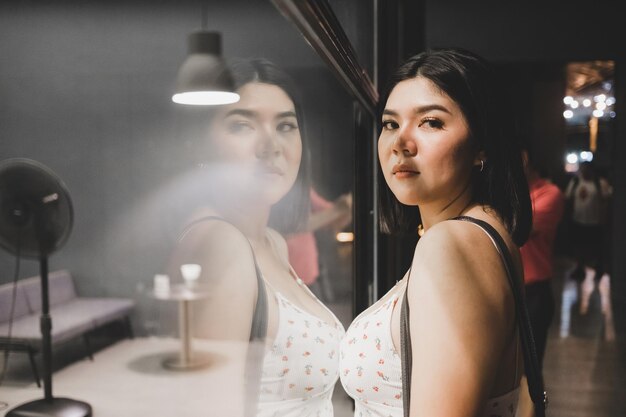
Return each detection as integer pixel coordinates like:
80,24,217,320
517,147,564,417
286,188,352,297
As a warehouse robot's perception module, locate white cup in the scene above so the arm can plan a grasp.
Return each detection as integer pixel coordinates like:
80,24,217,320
154,274,170,294
180,263,202,288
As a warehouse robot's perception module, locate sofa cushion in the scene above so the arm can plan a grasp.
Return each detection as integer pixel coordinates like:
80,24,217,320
22,269,77,313
1,270,135,350
0,281,31,324
79,298,135,327
0,303,96,345
0,313,41,341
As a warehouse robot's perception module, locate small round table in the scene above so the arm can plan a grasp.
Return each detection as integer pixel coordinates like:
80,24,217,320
150,284,212,370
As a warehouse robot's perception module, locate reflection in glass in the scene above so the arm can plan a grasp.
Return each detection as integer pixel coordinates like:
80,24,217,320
0,2,360,416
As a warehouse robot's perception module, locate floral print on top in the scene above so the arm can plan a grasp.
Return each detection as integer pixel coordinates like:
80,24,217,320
258,291,345,417
339,291,520,417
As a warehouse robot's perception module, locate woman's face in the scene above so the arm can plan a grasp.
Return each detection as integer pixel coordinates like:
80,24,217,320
208,82,302,206
378,76,477,206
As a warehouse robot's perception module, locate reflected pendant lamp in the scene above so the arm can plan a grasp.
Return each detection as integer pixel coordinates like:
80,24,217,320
172,30,239,105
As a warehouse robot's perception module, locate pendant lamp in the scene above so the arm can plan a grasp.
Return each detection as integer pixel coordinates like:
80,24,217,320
171,6,239,106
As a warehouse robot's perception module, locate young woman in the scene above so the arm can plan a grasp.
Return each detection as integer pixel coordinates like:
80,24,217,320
169,59,344,417
339,48,532,417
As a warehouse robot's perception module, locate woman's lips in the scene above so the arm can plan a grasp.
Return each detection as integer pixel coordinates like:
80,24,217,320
258,165,284,176
394,171,419,179
392,163,419,178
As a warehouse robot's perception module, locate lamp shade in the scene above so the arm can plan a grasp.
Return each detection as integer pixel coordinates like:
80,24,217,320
172,31,240,105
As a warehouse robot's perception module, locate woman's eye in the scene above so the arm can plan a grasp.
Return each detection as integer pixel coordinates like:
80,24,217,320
227,120,253,134
382,120,398,130
420,118,444,129
277,121,299,133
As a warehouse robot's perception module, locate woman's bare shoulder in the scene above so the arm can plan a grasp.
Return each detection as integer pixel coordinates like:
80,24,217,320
409,213,515,315
172,219,258,287
180,219,253,256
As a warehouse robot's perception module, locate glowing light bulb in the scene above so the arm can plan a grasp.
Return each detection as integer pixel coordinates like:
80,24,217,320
566,153,578,164
580,151,593,162
172,92,240,105
336,232,354,243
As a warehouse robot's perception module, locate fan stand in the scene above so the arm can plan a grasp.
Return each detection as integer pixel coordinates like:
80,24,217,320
0,158,91,416
7,256,92,417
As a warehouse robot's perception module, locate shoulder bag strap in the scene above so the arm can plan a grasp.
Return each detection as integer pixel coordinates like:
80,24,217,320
453,216,547,416
400,216,547,417
400,277,412,417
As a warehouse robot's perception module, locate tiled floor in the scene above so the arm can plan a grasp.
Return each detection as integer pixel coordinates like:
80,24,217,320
538,256,626,417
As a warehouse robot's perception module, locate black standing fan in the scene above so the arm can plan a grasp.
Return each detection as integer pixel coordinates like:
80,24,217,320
0,158,91,417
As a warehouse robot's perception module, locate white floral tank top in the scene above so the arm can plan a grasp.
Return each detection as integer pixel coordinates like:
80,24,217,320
339,290,519,417
258,289,345,417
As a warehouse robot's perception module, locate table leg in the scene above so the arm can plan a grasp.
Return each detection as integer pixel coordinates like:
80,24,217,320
180,299,191,365
163,298,211,370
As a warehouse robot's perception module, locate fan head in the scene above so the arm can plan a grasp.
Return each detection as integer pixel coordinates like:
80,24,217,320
0,158,74,259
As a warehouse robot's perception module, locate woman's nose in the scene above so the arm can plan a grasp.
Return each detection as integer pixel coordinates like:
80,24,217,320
256,129,281,159
392,128,417,156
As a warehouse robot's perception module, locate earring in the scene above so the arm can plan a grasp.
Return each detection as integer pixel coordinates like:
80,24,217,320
479,159,484,172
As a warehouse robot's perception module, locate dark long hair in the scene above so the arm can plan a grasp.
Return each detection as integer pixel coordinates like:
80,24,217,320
227,58,311,234
378,48,532,246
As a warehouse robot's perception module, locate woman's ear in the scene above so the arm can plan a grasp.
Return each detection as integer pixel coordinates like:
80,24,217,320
473,150,487,168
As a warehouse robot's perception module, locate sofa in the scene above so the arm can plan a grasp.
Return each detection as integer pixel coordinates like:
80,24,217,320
0,269,135,386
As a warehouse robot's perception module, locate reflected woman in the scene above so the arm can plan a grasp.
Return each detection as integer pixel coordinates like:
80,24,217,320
169,59,344,416
339,49,532,417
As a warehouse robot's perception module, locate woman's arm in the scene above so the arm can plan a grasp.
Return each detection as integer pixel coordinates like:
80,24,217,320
406,221,515,417
305,193,353,232
167,220,259,340
164,220,261,417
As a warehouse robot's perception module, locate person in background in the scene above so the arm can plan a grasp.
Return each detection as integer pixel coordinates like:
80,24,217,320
564,160,612,314
516,146,564,417
286,188,352,300
565,161,613,315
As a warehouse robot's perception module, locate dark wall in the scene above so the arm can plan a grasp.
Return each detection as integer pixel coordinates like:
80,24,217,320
425,0,625,61
0,0,354,334
424,0,626,336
